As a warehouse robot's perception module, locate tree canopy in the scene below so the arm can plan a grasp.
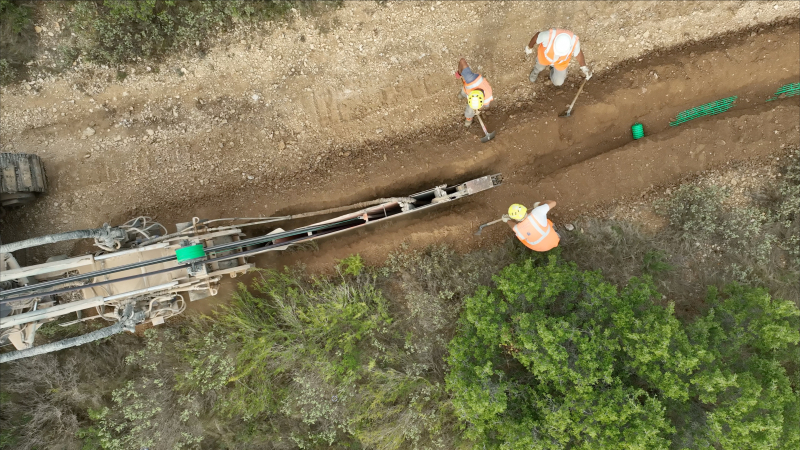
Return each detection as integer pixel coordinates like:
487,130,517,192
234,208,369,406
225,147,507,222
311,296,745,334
446,256,800,450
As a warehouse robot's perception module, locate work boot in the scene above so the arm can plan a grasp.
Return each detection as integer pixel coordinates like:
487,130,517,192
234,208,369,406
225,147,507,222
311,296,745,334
464,118,472,128
529,68,539,83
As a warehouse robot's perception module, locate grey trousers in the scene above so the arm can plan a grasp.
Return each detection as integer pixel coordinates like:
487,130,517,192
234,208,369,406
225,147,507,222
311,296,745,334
529,60,567,86
459,90,476,119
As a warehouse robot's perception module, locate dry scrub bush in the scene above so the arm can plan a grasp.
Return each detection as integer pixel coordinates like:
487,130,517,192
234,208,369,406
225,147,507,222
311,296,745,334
1,355,83,450
653,150,800,304
0,335,137,450
381,243,520,378
561,148,800,307
79,328,227,450
206,258,441,449
0,1,344,84
68,0,340,66
557,219,708,315
175,250,516,450
0,0,36,84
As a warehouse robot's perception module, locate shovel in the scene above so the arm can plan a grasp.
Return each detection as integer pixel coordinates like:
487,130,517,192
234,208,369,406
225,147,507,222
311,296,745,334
474,218,504,235
559,78,588,118
475,111,496,143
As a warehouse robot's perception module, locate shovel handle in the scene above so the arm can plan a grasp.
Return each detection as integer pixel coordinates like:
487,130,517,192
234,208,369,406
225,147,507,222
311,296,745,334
476,113,489,134
565,78,588,114
475,218,504,235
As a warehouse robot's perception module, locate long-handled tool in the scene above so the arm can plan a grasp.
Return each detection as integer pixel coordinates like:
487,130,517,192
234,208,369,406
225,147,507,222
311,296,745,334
474,217,504,235
475,110,496,143
559,78,588,118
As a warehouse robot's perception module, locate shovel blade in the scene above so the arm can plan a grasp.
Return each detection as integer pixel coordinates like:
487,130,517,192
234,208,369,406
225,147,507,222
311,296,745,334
480,131,496,143
559,110,572,117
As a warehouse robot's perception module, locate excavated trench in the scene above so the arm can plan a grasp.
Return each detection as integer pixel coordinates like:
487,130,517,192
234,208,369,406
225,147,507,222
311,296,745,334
178,19,800,312
3,20,799,308
230,21,799,270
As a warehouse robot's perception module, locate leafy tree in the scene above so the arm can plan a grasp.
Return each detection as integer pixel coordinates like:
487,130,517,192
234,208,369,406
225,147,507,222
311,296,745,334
679,285,800,449
447,256,692,449
446,256,800,449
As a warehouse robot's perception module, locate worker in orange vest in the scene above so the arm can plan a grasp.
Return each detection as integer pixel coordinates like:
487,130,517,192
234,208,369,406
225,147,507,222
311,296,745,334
502,201,560,252
455,58,494,128
525,28,592,86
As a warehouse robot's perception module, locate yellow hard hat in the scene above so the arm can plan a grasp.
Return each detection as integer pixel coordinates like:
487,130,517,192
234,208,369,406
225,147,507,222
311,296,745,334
468,90,484,110
508,204,527,221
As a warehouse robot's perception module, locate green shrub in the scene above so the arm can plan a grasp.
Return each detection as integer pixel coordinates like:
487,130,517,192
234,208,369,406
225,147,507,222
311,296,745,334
69,0,338,66
446,256,692,449
337,254,364,277
189,261,456,449
0,0,31,34
678,284,800,449
0,58,15,84
445,255,800,449
0,0,35,84
81,329,206,450
642,249,672,275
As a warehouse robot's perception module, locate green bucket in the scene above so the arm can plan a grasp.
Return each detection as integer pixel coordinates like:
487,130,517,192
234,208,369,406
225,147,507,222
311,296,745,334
175,244,205,263
632,123,644,140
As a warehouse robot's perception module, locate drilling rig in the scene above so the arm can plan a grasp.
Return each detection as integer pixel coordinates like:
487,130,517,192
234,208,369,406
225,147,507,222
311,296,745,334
1,163,501,363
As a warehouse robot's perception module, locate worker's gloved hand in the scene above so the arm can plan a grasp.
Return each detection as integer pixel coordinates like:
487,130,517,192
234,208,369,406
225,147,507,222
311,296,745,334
454,71,462,79
580,66,593,80
533,202,541,208
501,214,511,223
524,45,534,56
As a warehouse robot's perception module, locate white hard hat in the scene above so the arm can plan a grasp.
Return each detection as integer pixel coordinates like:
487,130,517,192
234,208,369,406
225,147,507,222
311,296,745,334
553,33,573,56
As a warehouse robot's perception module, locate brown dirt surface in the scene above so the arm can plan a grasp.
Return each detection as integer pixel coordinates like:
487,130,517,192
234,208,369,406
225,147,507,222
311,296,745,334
1,2,799,275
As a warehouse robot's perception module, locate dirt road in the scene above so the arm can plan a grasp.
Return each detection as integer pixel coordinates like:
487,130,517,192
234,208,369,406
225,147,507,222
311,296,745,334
1,4,798,273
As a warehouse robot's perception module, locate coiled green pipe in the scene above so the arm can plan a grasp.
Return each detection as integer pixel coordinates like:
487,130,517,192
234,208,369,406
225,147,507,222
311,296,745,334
632,123,644,140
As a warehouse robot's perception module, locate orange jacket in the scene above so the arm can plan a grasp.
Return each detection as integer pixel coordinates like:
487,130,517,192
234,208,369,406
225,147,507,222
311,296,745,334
461,73,494,107
537,29,579,71
513,213,560,251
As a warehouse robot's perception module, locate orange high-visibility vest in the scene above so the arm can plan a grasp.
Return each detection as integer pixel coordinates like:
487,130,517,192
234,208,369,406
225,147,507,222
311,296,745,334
513,213,560,251
537,29,579,71
461,73,493,107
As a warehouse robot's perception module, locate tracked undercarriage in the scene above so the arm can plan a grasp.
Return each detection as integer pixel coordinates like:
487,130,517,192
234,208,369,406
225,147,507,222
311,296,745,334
1,152,47,210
